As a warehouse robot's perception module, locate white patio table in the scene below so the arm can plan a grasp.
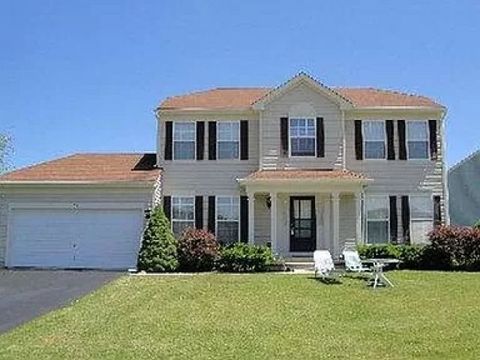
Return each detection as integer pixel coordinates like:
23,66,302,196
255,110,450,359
363,258,401,289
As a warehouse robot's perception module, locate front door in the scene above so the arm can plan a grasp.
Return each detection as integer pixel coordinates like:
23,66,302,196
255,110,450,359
290,196,316,252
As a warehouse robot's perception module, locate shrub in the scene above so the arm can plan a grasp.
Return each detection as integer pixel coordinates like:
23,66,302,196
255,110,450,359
428,225,480,271
177,228,219,272
216,243,275,272
137,207,179,272
473,219,480,229
356,244,401,259
357,244,425,269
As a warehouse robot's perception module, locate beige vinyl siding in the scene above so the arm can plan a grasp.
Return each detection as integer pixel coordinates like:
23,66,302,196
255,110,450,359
339,194,356,250
0,186,153,266
254,194,270,246
159,113,259,195
260,83,343,170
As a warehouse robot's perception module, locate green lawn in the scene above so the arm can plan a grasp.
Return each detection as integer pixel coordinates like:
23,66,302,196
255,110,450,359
1,272,480,359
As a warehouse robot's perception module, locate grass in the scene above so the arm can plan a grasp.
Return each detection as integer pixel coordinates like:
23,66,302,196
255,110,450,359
1,271,480,359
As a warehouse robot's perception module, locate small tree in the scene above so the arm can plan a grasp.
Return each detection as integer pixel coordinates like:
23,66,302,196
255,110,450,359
137,206,178,272
0,134,12,174
473,219,480,229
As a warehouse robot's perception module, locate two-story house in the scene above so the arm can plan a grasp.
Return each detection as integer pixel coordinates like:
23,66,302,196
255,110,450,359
0,73,448,269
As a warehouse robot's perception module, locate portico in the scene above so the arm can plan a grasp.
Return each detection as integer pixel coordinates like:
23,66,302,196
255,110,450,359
239,169,371,258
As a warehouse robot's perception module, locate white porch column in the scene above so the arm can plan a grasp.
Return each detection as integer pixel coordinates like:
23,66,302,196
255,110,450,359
270,192,278,253
331,192,340,256
354,192,363,244
247,192,255,245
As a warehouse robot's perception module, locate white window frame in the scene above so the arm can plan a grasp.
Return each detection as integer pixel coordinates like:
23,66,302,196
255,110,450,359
365,195,390,244
171,196,195,236
215,196,240,244
406,120,430,160
409,194,434,243
173,121,196,161
363,120,387,160
216,121,240,160
288,117,317,157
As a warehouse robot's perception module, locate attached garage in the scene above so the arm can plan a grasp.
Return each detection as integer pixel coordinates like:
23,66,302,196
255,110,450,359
0,153,161,270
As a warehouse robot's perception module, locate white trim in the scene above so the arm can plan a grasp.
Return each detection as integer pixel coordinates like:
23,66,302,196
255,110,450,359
288,117,317,157
172,121,196,161
362,120,387,160
406,120,430,160
216,120,240,160
215,196,240,244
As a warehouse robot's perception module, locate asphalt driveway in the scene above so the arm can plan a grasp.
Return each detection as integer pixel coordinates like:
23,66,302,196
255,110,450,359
0,269,121,334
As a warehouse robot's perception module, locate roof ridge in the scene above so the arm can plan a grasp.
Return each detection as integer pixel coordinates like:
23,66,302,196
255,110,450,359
449,148,480,172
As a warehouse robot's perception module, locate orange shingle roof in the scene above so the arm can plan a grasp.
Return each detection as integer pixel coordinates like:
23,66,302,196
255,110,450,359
244,169,369,181
159,87,443,110
0,153,160,183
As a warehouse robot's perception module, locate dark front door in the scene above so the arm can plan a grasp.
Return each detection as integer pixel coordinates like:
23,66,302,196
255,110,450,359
290,196,316,252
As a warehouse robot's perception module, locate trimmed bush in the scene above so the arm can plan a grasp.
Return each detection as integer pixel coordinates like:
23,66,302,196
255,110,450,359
428,225,480,271
217,243,275,272
137,207,178,272
473,219,480,229
177,228,219,272
357,244,425,269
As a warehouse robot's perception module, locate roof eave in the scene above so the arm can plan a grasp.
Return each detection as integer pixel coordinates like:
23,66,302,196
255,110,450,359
0,180,157,187
238,177,373,186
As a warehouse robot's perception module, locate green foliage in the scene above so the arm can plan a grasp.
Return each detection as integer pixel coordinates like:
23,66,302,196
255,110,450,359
177,228,219,272
473,219,480,229
0,133,12,173
357,244,425,269
216,243,275,272
137,206,178,272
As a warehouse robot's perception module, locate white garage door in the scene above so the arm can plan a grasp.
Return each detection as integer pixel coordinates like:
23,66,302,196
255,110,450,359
7,204,144,269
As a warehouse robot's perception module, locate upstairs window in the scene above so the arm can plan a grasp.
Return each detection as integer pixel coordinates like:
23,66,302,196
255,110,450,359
410,195,433,244
366,196,390,244
407,121,429,159
173,122,195,160
363,121,386,159
171,197,195,236
216,196,239,244
290,118,316,156
217,122,240,159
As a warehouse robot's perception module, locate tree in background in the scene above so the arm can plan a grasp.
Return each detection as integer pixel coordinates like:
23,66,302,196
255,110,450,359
0,134,12,174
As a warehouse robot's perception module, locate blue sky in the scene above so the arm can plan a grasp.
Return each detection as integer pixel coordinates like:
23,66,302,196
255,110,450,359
1,0,479,169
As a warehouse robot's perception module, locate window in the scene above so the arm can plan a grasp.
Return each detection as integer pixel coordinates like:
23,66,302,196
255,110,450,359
366,196,389,244
171,197,194,237
410,195,433,244
173,122,195,160
407,121,429,159
363,121,386,159
217,122,239,159
290,118,316,156
216,197,239,245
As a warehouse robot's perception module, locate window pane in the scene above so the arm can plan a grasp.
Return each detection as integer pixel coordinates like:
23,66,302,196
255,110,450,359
291,138,315,156
367,221,389,244
172,197,194,220
366,197,389,219
174,123,195,141
217,197,239,220
174,142,195,160
408,141,428,159
407,121,428,141
410,196,432,219
218,142,239,159
364,121,385,141
217,222,239,244
218,122,239,141
300,200,311,218
365,141,385,159
172,221,194,237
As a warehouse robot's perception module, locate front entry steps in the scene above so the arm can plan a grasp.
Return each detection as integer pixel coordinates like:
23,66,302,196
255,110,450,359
284,257,314,271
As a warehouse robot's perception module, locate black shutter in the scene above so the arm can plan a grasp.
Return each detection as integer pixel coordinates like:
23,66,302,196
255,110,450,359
433,195,442,227
240,120,249,160
163,196,171,220
401,196,410,244
240,196,248,243
208,196,216,234
280,117,289,156
195,196,203,229
389,196,398,243
196,122,204,160
386,120,395,160
354,120,363,160
164,121,173,160
208,121,217,160
429,120,438,161
398,120,407,160
316,117,325,158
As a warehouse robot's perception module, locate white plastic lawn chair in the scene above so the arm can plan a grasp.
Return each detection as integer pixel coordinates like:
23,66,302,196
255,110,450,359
313,250,336,279
342,249,371,273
